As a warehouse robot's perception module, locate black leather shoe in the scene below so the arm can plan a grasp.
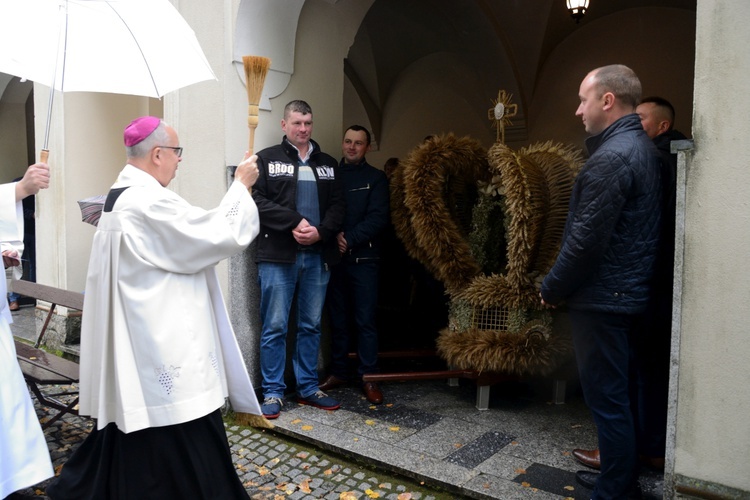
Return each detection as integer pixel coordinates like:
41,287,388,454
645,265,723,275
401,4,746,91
575,470,642,499
318,374,347,392
575,470,598,489
362,381,383,404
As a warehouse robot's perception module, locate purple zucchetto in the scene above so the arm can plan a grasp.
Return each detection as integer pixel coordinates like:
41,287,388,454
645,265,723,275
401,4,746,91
123,116,161,147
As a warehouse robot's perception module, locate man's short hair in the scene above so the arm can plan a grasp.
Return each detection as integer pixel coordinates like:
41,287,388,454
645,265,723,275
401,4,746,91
284,100,312,119
641,96,676,129
345,125,371,145
593,64,642,109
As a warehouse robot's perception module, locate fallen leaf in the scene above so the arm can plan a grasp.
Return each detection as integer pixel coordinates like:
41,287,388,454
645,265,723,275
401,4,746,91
564,485,575,491
369,405,377,410
257,466,270,476
521,481,531,487
365,489,380,498
324,469,333,475
301,425,313,431
514,468,526,474
353,437,359,441
453,443,463,449
271,457,280,463
483,483,490,489
365,419,376,425
511,441,519,446
397,493,412,500
562,451,571,456
389,426,400,432
386,403,394,407
299,478,312,493
340,492,358,500
291,418,302,424
275,482,288,490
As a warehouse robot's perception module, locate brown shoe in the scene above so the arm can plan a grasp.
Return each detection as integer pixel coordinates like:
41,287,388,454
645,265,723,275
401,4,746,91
639,454,665,471
8,301,19,311
362,382,383,404
572,448,601,469
318,374,347,392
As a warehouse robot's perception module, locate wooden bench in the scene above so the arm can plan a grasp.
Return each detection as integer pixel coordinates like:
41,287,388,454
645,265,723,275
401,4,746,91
12,279,84,429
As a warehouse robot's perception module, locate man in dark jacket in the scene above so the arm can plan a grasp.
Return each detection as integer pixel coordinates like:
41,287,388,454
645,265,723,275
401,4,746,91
319,125,389,404
541,65,662,499
253,100,345,419
572,97,689,474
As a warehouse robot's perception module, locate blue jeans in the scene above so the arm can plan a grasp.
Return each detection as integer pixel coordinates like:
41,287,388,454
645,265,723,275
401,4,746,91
569,309,638,500
258,252,330,399
326,259,380,378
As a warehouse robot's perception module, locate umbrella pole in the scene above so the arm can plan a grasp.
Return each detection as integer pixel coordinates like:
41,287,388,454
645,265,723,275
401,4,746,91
40,86,55,163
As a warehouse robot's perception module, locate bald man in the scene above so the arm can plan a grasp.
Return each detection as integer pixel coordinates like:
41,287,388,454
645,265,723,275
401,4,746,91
541,65,662,499
572,98,689,476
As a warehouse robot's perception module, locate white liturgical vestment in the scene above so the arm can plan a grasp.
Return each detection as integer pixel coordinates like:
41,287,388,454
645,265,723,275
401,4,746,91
0,182,54,498
78,165,262,433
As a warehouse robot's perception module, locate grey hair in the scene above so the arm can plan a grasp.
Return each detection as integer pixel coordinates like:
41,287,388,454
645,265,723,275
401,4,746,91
284,100,312,119
592,64,642,109
126,120,170,159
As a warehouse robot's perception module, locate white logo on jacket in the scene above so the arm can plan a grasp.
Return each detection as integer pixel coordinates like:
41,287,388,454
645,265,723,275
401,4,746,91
268,162,295,177
316,166,335,180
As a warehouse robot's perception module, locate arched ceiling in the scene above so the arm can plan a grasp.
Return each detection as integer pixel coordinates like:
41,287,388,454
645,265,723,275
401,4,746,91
346,0,696,142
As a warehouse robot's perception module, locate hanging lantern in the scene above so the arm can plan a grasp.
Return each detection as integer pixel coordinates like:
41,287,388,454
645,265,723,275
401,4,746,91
566,0,589,23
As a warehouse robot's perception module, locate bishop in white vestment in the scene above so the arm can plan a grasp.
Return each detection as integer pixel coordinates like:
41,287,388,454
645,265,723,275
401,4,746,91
47,117,262,499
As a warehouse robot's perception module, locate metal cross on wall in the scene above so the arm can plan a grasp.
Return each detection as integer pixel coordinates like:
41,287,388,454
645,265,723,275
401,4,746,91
488,90,518,144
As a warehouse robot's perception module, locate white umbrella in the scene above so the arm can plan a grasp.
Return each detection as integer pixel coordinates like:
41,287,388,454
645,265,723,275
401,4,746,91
0,0,216,160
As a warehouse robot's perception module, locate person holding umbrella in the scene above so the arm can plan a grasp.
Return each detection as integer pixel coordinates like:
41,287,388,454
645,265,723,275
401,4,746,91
0,162,53,499
47,117,263,499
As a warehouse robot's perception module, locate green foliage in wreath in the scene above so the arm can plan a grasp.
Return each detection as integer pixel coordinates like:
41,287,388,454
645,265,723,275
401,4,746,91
468,193,509,275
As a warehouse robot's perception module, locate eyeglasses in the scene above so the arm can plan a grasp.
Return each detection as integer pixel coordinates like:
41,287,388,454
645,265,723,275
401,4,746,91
157,146,183,158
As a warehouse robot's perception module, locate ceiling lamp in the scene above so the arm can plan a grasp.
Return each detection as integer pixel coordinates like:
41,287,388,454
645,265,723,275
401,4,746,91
566,0,589,23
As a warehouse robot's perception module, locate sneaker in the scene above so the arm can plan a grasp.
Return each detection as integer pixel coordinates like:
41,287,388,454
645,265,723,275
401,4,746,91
297,390,340,410
261,396,283,419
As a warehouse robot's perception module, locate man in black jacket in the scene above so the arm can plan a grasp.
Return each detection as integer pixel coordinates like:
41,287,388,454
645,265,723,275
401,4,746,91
572,97,689,474
319,125,389,404
253,100,345,419
541,65,662,499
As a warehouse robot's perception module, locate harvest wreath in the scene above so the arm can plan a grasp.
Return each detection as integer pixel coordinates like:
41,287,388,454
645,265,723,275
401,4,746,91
390,135,582,376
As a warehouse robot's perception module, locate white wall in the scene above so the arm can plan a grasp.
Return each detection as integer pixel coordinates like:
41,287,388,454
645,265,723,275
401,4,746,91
673,0,750,493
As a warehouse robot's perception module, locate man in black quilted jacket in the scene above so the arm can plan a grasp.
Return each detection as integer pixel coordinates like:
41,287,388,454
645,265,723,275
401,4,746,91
541,64,662,499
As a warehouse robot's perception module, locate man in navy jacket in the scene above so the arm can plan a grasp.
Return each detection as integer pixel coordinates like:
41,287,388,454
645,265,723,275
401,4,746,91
320,125,389,404
541,65,662,499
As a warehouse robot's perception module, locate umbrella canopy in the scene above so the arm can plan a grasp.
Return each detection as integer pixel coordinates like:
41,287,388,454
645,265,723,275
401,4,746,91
0,0,216,154
0,0,215,97
77,194,106,227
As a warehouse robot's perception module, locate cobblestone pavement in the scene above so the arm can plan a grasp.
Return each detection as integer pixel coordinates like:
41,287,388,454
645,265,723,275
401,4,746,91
12,399,459,499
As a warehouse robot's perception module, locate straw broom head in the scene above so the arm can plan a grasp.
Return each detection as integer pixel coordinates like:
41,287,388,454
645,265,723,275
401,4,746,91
235,411,275,429
243,55,271,153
